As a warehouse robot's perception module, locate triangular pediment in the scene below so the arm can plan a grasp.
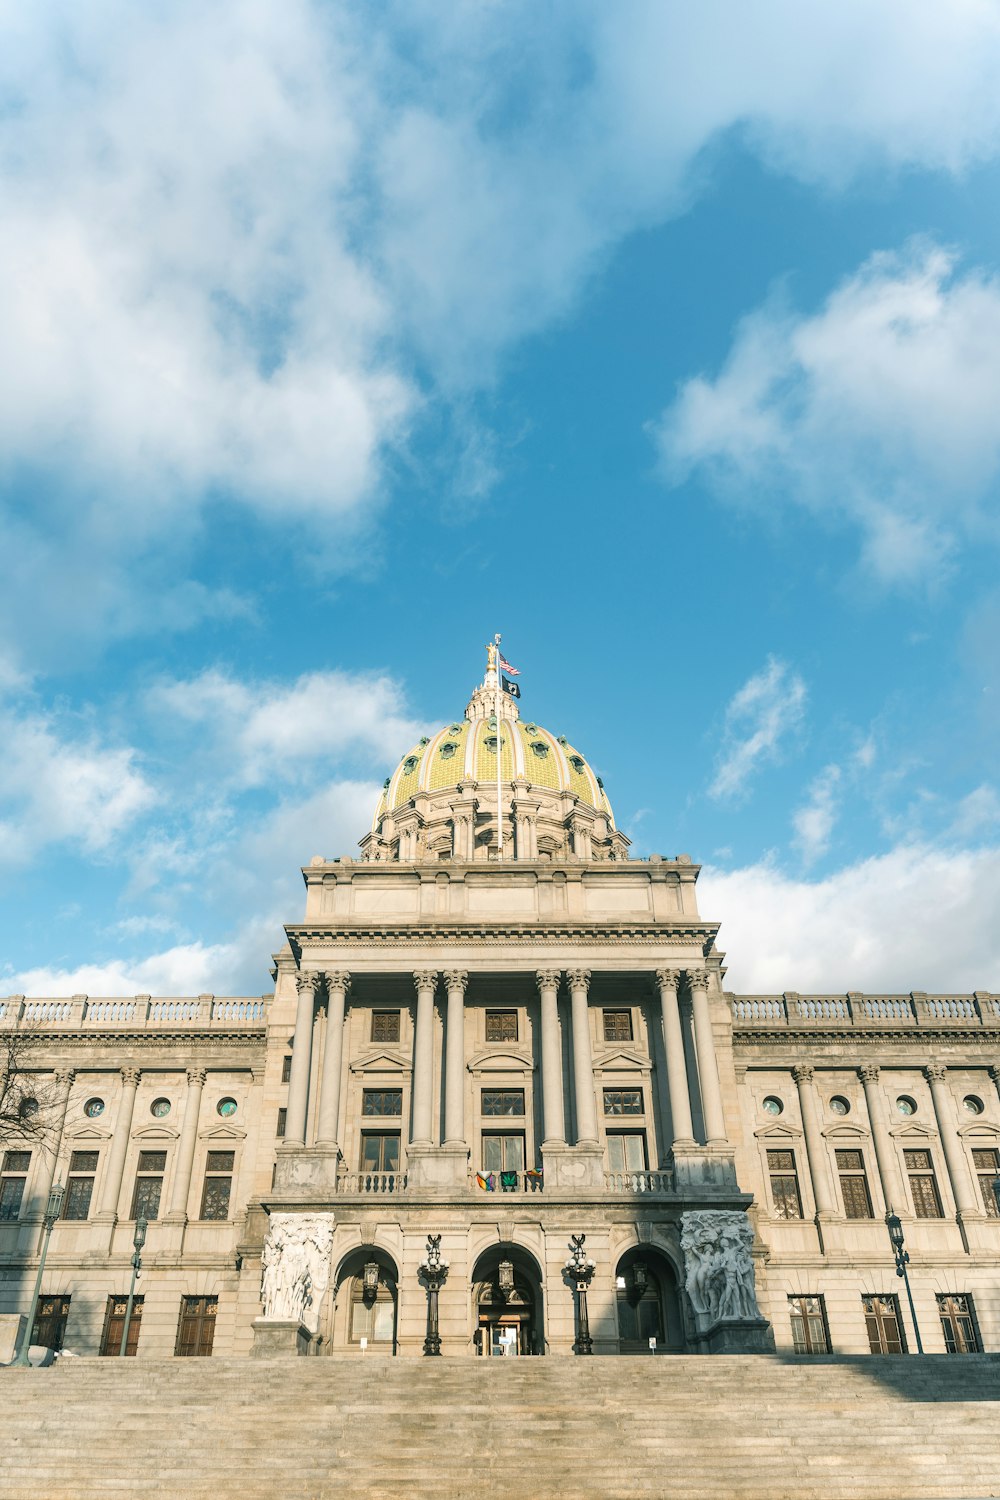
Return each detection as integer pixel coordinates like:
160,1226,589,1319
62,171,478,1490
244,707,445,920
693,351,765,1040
65,1123,112,1142
888,1120,937,1139
753,1120,802,1140
350,1049,410,1075
198,1122,247,1141
593,1050,648,1072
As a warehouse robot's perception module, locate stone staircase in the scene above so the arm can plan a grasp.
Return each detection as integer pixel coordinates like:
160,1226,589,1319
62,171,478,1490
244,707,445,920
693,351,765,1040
4,1354,1000,1499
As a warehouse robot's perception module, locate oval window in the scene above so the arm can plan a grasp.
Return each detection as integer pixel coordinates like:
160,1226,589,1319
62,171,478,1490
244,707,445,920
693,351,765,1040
83,1097,105,1118
963,1095,984,1115
150,1098,171,1118
829,1096,851,1116
19,1097,38,1119
762,1096,783,1115
896,1095,917,1117
217,1097,238,1118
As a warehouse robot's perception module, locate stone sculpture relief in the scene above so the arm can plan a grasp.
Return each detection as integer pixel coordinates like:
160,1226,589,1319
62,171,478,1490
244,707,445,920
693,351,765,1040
259,1213,334,1331
680,1210,761,1324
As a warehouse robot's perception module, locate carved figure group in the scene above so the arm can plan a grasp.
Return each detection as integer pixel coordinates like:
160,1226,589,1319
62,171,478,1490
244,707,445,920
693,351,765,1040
259,1214,334,1331
680,1211,761,1324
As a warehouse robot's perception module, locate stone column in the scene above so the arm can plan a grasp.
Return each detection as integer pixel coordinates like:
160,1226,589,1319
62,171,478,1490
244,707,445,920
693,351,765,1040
792,1064,837,1217
410,970,439,1145
568,969,598,1146
536,970,566,1145
316,972,351,1148
285,974,319,1147
687,968,728,1146
443,970,468,1147
925,1064,979,1217
96,1067,141,1219
858,1065,905,1213
165,1069,207,1220
655,969,695,1148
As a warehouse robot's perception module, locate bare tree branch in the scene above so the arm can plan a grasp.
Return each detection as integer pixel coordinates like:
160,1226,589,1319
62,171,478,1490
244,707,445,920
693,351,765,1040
0,1021,60,1146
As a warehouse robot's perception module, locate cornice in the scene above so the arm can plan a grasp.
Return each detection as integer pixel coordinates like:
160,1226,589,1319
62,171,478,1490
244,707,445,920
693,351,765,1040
40,1030,267,1050
734,1027,1000,1048
288,921,717,950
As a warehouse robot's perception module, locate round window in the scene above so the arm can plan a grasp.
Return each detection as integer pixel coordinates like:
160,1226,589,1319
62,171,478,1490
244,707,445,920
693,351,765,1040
963,1095,985,1115
83,1097,105,1118
18,1097,38,1119
217,1097,238,1118
896,1095,917,1116
762,1096,783,1115
150,1098,171,1118
830,1096,851,1116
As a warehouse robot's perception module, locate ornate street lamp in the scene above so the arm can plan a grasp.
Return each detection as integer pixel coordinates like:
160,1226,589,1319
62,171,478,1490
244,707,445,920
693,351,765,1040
418,1234,448,1356
886,1212,923,1354
563,1233,596,1356
118,1216,148,1357
13,1181,65,1366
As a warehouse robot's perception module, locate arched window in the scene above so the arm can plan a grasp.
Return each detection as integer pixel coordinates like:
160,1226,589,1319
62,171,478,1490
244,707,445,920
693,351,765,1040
348,1269,396,1348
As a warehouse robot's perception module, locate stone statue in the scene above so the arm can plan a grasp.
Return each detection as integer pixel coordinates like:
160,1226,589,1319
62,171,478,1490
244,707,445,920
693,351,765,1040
259,1213,334,1331
681,1210,761,1324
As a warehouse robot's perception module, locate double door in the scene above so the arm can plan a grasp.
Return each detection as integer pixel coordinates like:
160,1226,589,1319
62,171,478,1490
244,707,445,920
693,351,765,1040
477,1310,532,1356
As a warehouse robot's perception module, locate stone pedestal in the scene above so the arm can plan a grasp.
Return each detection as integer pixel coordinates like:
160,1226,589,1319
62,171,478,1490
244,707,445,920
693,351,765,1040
272,1145,340,1195
697,1317,775,1354
541,1142,605,1191
405,1142,469,1192
671,1144,739,1192
250,1318,314,1358
0,1313,25,1365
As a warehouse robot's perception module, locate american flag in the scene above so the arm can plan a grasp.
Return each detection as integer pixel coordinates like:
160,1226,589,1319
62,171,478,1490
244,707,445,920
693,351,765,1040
498,654,520,675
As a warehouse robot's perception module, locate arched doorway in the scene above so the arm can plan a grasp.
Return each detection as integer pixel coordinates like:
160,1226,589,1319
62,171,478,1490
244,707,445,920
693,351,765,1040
471,1244,544,1356
332,1249,399,1355
615,1246,683,1353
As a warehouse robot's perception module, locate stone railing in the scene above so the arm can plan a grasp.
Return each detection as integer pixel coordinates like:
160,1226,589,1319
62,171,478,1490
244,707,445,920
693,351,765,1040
470,1169,544,1194
731,991,1000,1031
336,1171,406,1194
0,994,270,1031
603,1170,673,1194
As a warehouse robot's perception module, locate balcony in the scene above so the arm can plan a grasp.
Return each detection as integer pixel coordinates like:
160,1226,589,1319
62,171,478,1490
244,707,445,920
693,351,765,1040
730,991,1000,1032
603,1170,673,1194
0,994,269,1032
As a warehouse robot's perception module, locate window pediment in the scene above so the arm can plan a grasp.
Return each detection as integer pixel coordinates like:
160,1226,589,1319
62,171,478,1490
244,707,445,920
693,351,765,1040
466,1047,532,1076
592,1049,648,1072
957,1120,1000,1139
350,1049,410,1076
132,1123,179,1141
888,1120,937,1139
198,1123,247,1141
753,1120,802,1140
820,1122,870,1140
65,1122,112,1141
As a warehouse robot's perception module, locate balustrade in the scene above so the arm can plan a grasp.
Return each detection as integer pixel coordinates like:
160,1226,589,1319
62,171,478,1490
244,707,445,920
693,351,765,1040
603,1169,673,1194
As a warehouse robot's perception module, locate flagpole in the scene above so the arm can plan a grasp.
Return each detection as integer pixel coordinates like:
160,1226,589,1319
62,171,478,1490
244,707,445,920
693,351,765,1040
494,632,503,860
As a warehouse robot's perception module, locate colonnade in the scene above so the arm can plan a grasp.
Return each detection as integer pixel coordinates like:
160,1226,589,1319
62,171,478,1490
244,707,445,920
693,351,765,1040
284,966,729,1159
88,1066,211,1224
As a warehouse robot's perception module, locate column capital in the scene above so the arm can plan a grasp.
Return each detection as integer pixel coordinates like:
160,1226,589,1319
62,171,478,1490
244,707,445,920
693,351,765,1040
566,968,591,991
536,970,562,992
412,969,439,992
990,1065,1000,1086
792,1064,815,1086
655,967,682,994
685,967,709,990
296,971,320,998
443,970,469,993
325,970,352,997
924,1063,947,1084
120,1067,141,1089
53,1068,75,1089
187,1068,207,1089
858,1064,880,1084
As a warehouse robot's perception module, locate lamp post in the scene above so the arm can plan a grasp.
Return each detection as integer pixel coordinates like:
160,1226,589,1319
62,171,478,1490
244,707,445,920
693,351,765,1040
992,1175,1000,1219
118,1216,148,1357
13,1181,65,1366
563,1233,596,1355
886,1212,923,1354
418,1234,448,1356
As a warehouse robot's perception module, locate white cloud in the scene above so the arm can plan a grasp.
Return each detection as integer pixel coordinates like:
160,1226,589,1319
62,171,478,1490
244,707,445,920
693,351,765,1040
701,842,1000,993
656,242,1000,583
709,657,807,800
792,764,842,865
948,783,1000,842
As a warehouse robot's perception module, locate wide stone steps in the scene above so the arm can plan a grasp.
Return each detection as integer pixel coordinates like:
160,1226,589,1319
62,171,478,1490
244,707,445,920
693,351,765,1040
3,1355,1000,1500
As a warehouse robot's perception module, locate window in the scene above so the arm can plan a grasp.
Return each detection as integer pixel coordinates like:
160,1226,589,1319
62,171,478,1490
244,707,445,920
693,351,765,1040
762,1096,783,1115
150,1098,171,1118
83,1097,105,1118
604,1089,643,1116
0,1150,30,1221
485,1010,517,1043
905,1149,943,1218
216,1097,237,1118
607,1131,647,1173
175,1295,217,1357
602,1010,632,1042
199,1151,235,1220
32,1294,71,1351
281,1055,292,1083
371,1011,400,1044
100,1295,144,1356
973,1148,1000,1217
863,1294,907,1354
481,1131,526,1175
63,1151,99,1221
937,1294,981,1354
131,1150,167,1221
835,1149,873,1220
788,1295,830,1355
360,1131,400,1174
362,1088,403,1117
276,1107,287,1139
349,1273,395,1346
482,1089,525,1117
767,1149,803,1219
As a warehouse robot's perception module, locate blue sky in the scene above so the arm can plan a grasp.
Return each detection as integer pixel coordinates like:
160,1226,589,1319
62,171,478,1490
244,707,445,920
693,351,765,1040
3,0,1000,997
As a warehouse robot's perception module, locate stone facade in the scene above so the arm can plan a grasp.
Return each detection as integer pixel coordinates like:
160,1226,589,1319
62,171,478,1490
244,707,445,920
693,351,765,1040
1,655,997,1360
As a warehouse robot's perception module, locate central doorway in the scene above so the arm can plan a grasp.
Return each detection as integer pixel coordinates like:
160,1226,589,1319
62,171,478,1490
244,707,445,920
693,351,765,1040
471,1244,544,1356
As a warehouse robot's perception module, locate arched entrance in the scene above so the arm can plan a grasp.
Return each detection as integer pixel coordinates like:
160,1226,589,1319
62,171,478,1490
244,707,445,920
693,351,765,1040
615,1246,683,1353
471,1244,544,1356
332,1248,399,1355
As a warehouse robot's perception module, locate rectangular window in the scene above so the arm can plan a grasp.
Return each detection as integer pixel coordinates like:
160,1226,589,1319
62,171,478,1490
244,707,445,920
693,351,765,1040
603,1088,643,1116
100,1294,144,1357
131,1150,167,1221
602,1010,633,1042
485,1010,518,1043
788,1295,830,1355
63,1150,99,1221
360,1131,400,1174
973,1148,1000,1218
937,1294,981,1354
863,1294,907,1354
0,1150,30,1221
835,1149,874,1220
31,1294,71,1352
281,1055,292,1083
276,1107,287,1139
767,1149,803,1219
371,1010,401,1043
199,1151,235,1221
481,1131,526,1174
175,1295,217,1357
607,1131,647,1173
362,1088,403,1117
481,1089,525,1117
904,1149,944,1218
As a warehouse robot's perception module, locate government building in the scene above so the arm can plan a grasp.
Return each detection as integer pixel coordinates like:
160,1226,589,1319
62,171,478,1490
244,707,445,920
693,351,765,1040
2,649,998,1363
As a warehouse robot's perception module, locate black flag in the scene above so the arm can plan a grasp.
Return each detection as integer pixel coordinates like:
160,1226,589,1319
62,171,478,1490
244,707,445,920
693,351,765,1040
502,676,521,698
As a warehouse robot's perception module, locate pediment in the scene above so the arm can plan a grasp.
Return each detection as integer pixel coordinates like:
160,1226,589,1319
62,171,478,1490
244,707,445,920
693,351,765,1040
198,1123,247,1141
888,1121,937,1139
957,1120,1000,1140
753,1120,802,1140
467,1048,533,1075
65,1123,112,1142
821,1122,870,1140
133,1124,179,1140
350,1050,410,1075
593,1050,648,1072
